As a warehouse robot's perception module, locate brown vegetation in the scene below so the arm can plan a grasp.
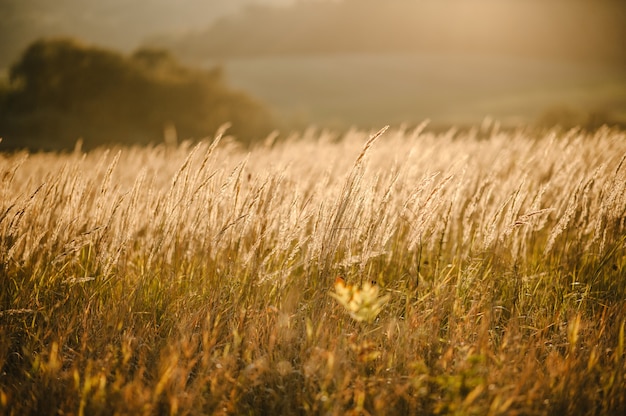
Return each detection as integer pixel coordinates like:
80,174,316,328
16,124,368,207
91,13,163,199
1,124,625,414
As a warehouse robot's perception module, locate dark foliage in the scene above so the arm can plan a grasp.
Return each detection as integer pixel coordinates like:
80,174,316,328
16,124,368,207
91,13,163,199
0,38,275,151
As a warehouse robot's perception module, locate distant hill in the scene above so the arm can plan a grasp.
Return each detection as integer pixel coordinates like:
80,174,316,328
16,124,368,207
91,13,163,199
151,0,626,66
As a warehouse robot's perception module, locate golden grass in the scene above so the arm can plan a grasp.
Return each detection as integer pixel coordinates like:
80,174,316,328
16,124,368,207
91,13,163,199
1,124,625,415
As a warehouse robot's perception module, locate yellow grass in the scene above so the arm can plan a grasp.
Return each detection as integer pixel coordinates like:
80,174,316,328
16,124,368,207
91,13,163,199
1,124,625,415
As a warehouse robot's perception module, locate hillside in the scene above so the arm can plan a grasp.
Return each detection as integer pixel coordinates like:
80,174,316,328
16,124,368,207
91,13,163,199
153,0,626,66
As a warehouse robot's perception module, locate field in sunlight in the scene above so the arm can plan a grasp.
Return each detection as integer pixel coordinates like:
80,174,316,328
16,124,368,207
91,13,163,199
1,124,625,414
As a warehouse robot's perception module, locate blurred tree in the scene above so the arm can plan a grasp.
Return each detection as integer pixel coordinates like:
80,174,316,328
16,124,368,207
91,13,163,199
0,38,275,151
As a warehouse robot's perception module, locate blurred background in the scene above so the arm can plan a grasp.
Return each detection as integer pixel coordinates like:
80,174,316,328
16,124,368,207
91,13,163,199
1,0,625,150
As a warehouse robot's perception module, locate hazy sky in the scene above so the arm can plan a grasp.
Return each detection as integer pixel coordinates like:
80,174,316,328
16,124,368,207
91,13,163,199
3,0,626,70
1,0,624,128
2,0,624,76
0,0,296,70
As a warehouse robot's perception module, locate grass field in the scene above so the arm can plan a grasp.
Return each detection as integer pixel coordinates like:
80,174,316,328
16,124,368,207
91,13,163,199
1,123,625,415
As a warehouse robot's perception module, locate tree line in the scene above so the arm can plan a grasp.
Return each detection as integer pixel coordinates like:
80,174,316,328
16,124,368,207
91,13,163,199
0,38,275,151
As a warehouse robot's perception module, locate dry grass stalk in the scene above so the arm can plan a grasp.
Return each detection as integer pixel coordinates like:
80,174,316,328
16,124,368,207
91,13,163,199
1,125,625,415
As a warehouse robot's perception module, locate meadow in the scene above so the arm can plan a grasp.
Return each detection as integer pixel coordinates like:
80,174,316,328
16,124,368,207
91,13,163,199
1,123,625,415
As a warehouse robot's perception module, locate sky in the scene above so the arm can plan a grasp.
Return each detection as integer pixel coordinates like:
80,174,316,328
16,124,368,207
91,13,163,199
2,0,625,71
1,0,624,128
0,0,296,71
